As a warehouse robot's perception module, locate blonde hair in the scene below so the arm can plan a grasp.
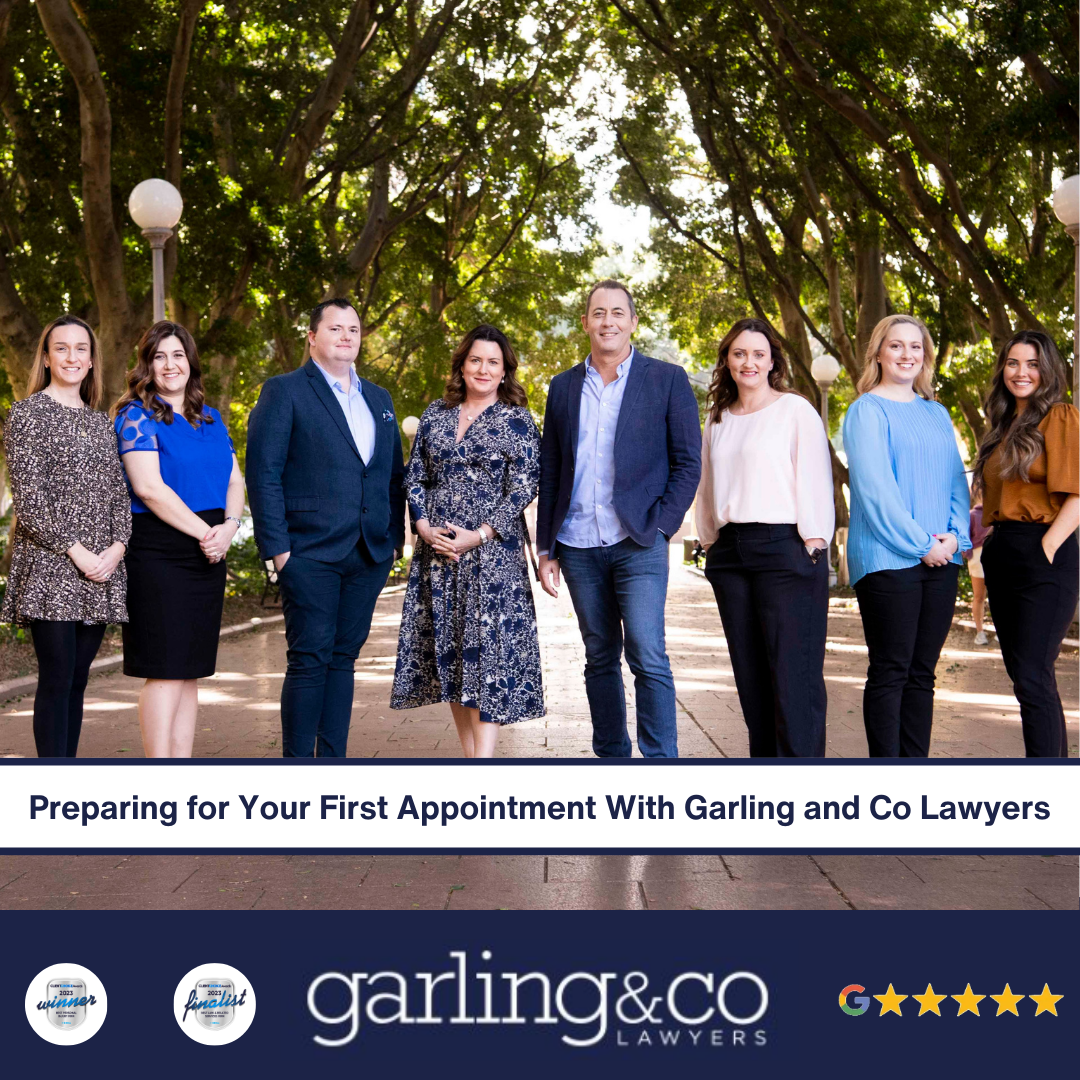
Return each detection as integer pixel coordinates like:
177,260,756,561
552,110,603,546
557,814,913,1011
856,315,936,400
26,315,104,409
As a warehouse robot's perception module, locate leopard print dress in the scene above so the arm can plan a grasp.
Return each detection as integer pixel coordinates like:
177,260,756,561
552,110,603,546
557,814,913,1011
1,392,131,627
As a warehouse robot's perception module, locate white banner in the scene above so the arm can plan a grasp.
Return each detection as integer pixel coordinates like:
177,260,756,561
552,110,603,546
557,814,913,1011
1,764,1075,851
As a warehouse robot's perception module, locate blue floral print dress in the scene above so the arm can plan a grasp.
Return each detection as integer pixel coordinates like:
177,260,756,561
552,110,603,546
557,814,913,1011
390,399,544,725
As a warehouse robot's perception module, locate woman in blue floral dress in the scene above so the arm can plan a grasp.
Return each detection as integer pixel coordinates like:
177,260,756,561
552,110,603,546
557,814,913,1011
391,325,544,756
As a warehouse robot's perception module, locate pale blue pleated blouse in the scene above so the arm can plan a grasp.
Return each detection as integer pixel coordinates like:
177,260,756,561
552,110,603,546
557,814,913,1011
843,393,971,584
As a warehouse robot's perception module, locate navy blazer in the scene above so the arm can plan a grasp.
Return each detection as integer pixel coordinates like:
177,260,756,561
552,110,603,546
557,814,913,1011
536,350,701,552
246,359,405,564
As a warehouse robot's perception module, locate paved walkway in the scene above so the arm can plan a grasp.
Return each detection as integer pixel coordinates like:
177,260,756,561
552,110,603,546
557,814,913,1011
0,552,1074,759
0,853,1074,910
0,551,1075,911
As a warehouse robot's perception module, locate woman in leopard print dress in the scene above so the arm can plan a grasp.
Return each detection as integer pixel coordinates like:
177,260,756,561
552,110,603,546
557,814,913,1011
1,316,130,756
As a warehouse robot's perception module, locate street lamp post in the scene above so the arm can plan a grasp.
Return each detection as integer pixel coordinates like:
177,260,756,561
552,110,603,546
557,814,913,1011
128,179,184,322
401,415,420,553
811,353,841,431
1052,174,1079,401
811,353,842,587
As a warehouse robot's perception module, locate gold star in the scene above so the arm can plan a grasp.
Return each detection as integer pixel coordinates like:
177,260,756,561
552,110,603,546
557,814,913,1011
873,984,908,1017
1030,984,1063,1017
951,984,985,1016
913,983,947,1016
989,984,1025,1017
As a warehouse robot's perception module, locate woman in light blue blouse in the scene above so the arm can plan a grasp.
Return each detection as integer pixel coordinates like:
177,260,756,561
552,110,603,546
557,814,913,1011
112,322,245,757
843,315,970,756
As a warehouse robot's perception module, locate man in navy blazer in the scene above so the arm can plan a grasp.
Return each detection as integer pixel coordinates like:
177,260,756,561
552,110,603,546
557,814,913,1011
536,280,701,757
247,298,405,756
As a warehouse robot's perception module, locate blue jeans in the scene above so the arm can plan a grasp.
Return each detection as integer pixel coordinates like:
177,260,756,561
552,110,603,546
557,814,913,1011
557,534,677,757
277,545,393,757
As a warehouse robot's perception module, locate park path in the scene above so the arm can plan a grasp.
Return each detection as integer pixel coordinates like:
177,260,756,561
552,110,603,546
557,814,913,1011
1,550,1076,910
1,549,1074,760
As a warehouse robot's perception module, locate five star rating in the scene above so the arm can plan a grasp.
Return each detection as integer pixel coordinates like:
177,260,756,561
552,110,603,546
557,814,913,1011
860,983,1062,1017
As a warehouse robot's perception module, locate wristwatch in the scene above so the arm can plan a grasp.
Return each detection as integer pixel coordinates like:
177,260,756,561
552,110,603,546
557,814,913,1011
806,546,826,564
478,526,492,545
226,515,242,529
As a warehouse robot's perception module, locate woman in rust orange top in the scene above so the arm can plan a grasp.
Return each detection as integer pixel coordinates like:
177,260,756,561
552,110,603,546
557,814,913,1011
973,330,1079,757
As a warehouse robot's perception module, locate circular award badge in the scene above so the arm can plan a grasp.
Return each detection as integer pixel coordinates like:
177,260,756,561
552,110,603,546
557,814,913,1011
24,963,108,1045
173,962,256,1044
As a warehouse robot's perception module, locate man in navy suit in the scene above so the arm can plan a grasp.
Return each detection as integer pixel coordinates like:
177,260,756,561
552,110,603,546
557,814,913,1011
536,281,701,757
247,299,405,756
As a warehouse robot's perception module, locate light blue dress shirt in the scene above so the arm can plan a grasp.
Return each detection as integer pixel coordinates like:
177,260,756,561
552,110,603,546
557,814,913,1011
557,349,635,549
843,393,971,585
314,360,376,464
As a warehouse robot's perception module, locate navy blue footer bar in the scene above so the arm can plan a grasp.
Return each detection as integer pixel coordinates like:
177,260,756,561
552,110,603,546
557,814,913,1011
3,910,1073,1076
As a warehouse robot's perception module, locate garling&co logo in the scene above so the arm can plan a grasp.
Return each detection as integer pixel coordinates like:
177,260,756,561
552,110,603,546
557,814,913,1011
308,949,770,1050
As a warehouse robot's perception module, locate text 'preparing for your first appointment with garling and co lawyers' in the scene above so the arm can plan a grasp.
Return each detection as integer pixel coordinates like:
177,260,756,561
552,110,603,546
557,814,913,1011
27,791,1052,830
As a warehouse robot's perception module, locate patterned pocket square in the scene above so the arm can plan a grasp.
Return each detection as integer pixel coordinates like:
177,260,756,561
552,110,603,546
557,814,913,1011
383,409,395,423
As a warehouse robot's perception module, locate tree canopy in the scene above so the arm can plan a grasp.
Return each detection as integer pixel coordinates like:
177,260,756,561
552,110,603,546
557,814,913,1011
0,0,598,434
0,0,1075,464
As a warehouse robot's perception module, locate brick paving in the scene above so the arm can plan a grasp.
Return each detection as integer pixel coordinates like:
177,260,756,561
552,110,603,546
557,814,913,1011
0,547,1075,910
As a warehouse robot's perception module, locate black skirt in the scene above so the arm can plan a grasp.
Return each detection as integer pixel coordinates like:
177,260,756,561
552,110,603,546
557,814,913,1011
123,509,227,679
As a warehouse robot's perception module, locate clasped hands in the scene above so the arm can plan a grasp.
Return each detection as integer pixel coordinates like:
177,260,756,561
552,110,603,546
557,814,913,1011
200,520,239,564
921,532,958,567
68,541,126,582
416,519,485,563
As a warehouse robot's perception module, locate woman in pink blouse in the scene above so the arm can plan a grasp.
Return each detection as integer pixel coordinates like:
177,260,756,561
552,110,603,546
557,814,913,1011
695,318,835,756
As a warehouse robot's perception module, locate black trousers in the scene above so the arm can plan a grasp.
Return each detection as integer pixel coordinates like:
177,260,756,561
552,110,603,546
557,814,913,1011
854,561,959,757
30,620,107,758
704,523,829,757
982,522,1078,758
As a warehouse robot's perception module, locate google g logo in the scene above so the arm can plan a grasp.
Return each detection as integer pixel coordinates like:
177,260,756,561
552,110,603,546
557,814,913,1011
839,984,870,1016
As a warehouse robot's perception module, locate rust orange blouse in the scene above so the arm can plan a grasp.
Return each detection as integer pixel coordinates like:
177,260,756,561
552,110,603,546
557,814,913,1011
981,402,1079,525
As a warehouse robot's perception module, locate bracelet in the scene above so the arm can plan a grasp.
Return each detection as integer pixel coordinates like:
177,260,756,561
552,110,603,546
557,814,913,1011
478,526,491,545
226,515,242,528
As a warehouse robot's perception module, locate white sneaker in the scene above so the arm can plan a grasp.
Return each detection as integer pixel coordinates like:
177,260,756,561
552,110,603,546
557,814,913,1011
974,630,988,645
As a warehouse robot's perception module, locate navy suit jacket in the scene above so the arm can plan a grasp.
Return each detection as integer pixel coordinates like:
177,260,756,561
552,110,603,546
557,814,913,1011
536,350,701,553
246,359,405,564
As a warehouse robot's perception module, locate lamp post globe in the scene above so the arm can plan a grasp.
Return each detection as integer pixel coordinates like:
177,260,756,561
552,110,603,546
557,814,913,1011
1052,174,1079,234
129,179,183,322
811,353,841,429
401,415,420,440
1053,175,1080,400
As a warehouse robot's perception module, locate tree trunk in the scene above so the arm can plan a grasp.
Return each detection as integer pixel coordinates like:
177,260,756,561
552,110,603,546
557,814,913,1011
854,243,887,363
773,282,819,405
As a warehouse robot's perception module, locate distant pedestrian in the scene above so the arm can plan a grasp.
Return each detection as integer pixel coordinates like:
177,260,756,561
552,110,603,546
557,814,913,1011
247,299,405,757
695,318,834,757
535,280,701,758
843,314,970,757
973,330,1078,757
114,322,244,757
1,315,130,757
391,325,543,756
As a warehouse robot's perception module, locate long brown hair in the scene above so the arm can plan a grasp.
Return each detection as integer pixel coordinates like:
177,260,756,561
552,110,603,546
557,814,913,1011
443,324,528,407
857,315,936,399
26,315,104,409
111,321,212,427
706,317,791,424
973,330,1069,487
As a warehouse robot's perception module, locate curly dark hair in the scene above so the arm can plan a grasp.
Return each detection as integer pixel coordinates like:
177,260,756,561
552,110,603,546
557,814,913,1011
973,330,1069,487
443,324,528,408
706,317,792,423
111,321,212,427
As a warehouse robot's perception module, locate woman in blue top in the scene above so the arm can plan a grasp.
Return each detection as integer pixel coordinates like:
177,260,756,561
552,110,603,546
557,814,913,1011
112,322,245,757
843,315,970,756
